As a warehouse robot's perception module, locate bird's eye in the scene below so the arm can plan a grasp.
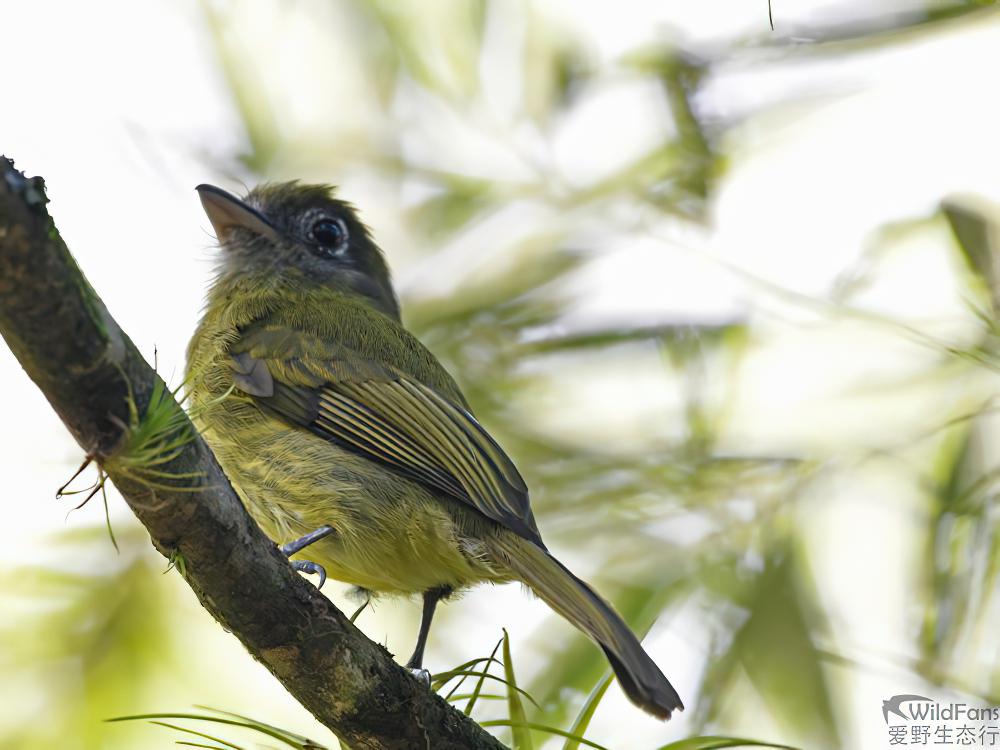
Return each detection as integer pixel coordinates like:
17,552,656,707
309,218,348,256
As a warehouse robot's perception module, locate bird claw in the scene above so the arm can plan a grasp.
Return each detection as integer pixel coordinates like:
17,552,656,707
281,526,335,590
290,559,327,589
408,667,431,686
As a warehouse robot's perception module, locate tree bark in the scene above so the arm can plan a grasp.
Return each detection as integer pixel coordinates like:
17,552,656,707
0,156,506,750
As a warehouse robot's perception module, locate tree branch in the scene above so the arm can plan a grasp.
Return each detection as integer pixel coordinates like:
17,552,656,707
0,156,506,750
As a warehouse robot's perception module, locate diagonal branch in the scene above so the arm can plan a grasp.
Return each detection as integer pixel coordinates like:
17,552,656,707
0,156,506,750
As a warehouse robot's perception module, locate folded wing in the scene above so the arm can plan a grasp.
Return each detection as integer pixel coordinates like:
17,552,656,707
230,327,544,549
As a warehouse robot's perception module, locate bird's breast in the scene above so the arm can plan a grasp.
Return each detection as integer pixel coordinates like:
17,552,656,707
186,347,508,593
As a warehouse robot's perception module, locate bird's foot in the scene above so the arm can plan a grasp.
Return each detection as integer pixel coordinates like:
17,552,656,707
281,526,335,590
280,525,335,556
290,559,327,589
408,667,432,686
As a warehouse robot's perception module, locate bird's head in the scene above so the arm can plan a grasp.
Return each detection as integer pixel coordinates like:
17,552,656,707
197,182,399,319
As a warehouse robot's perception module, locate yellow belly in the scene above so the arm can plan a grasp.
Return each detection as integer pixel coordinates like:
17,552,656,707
192,390,508,594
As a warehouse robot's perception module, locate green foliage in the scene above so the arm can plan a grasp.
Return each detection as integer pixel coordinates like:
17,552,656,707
655,739,799,750
103,376,201,492
119,632,796,750
110,708,326,750
561,671,612,750
9,1,1000,748
501,629,534,750
701,547,838,747
0,527,180,749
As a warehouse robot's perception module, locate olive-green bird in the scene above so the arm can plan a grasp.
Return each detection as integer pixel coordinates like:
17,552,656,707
186,182,683,719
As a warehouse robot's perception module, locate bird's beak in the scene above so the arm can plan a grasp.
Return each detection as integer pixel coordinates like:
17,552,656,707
196,184,279,243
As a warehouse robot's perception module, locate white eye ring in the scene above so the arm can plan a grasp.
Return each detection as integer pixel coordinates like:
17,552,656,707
308,216,349,258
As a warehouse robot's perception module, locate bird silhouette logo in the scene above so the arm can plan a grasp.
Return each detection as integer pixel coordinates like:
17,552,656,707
883,695,933,723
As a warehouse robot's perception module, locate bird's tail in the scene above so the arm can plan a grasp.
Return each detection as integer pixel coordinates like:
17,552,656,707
488,533,683,720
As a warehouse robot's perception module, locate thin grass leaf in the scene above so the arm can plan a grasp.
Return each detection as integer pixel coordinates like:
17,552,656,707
655,737,801,750
56,482,101,496
195,703,326,750
562,671,613,750
435,671,540,708
99,474,118,553
193,706,317,746
105,376,203,492
431,655,505,689
127,466,205,480
443,670,474,702
349,597,371,623
165,549,187,578
480,721,609,750
176,743,235,749
501,629,534,750
464,636,504,715
431,657,508,698
148,721,245,750
109,713,306,749
446,693,505,702
942,197,1000,311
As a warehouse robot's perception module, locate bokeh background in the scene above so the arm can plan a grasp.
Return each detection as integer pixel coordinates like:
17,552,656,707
2,1,1000,748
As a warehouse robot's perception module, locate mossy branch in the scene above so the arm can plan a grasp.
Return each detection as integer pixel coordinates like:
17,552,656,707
0,156,506,750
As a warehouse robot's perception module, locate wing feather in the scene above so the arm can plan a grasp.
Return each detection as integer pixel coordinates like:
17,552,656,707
232,343,544,548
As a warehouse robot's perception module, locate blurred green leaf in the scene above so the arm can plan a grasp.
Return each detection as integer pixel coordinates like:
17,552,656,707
109,710,324,750
148,721,247,750
703,547,838,748
0,525,180,748
463,637,505,715
561,671,612,750
943,197,1000,312
407,178,497,239
502,629,535,750
481,720,609,749
199,3,279,172
917,415,1000,698
655,737,799,750
357,0,486,98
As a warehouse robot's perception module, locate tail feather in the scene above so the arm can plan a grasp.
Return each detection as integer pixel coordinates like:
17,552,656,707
488,533,683,719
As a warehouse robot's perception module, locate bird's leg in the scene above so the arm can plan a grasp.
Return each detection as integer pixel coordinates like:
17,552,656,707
406,585,453,684
280,525,335,589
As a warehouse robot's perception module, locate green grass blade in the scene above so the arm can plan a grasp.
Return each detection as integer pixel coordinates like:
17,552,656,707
447,693,505,702
655,737,800,750
562,671,613,750
148,721,245,750
480,721,609,750
432,654,503,688
501,629,534,750
464,636,504,715
349,598,370,623
99,477,118,553
435,671,539,708
193,706,317,746
108,713,308,749
440,651,502,702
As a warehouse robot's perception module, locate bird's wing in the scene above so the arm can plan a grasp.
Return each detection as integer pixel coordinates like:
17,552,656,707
230,328,544,548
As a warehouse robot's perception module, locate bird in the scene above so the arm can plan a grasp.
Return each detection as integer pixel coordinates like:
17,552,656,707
185,181,683,719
